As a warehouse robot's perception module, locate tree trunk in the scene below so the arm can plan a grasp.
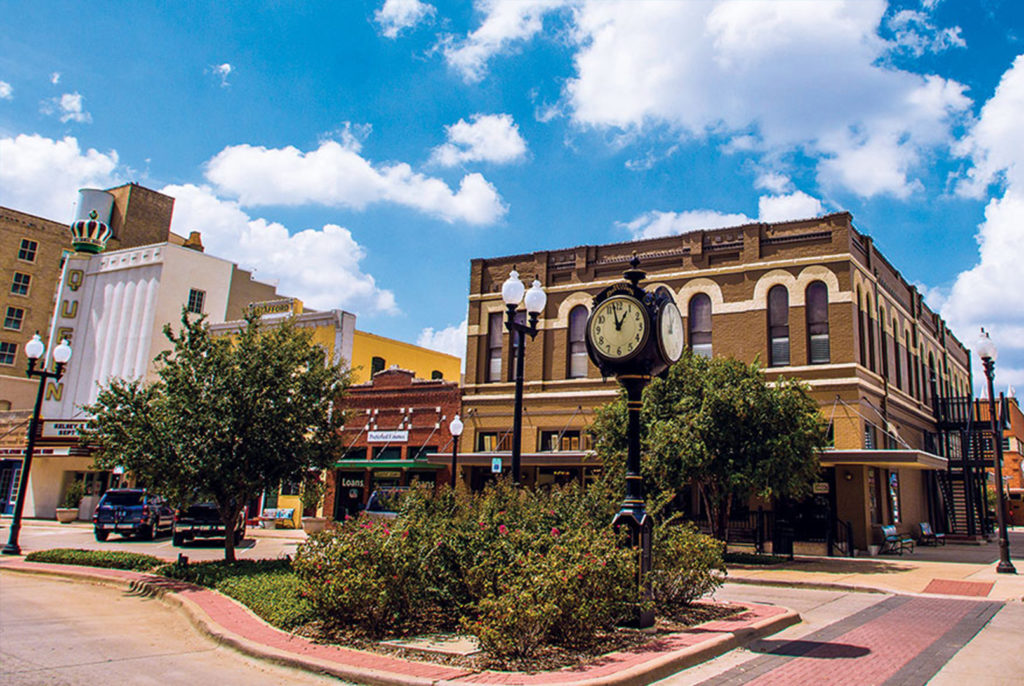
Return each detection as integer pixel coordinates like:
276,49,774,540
219,501,241,562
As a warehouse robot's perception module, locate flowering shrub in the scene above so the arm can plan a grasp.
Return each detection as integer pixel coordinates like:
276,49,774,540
294,479,722,658
649,519,725,608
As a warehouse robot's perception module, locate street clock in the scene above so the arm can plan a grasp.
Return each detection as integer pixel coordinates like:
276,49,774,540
583,253,683,629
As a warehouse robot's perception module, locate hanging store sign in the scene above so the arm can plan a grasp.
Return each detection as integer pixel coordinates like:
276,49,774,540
813,482,830,494
42,420,85,438
368,430,408,443
491,457,502,474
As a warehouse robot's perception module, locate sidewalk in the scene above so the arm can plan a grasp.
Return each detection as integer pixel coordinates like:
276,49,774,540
726,554,1024,602
0,557,797,686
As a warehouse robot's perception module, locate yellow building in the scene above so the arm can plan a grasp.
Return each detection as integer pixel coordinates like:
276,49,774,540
350,330,460,384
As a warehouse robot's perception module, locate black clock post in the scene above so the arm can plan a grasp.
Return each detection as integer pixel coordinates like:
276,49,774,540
585,254,683,628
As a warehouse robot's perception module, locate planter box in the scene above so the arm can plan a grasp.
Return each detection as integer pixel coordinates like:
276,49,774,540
55,508,79,523
302,516,328,534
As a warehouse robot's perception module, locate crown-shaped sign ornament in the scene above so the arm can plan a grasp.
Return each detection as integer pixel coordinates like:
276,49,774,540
69,209,112,254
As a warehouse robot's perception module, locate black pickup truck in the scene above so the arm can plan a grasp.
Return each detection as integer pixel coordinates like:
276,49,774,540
172,502,245,547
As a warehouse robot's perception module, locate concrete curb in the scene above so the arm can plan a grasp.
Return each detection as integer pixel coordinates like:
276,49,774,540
0,560,799,686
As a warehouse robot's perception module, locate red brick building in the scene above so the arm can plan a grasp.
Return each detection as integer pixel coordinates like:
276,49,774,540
324,367,461,520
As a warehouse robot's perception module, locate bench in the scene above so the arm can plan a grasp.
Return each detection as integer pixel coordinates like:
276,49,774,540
258,508,296,529
918,522,946,546
880,524,914,555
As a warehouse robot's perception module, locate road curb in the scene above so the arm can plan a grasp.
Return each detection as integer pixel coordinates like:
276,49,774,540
0,560,800,686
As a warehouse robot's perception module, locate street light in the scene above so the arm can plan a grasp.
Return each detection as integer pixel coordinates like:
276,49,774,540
977,328,1016,574
502,268,546,485
449,414,464,489
2,334,72,556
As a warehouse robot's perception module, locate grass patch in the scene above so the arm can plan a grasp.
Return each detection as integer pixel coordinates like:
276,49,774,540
25,548,163,571
157,559,309,630
724,551,791,566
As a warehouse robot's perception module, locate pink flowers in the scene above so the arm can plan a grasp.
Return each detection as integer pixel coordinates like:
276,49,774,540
550,527,560,537
498,524,508,535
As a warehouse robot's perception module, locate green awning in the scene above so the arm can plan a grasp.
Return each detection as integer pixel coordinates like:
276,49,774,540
332,459,442,470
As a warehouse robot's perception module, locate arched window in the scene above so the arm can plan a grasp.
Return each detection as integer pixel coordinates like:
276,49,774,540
878,306,889,380
431,370,443,380
567,305,589,378
688,293,712,358
768,285,790,366
486,312,503,382
893,319,902,390
905,331,913,395
866,293,876,372
856,288,865,365
371,356,386,376
806,281,829,364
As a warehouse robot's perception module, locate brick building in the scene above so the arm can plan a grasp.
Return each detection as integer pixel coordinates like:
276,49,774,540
461,213,972,552
325,367,461,520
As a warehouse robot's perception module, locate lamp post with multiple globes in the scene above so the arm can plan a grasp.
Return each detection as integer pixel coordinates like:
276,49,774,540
501,269,547,485
2,334,73,556
976,328,1016,575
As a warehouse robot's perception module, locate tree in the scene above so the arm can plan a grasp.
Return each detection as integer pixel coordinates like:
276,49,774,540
591,350,826,542
83,312,349,561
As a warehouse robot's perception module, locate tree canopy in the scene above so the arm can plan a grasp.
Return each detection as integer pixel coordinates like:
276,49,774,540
590,350,826,540
84,312,349,560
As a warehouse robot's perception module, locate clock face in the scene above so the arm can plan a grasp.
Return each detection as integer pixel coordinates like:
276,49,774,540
658,300,684,364
588,296,649,361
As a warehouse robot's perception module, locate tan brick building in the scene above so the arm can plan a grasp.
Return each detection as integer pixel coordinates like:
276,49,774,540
461,213,972,552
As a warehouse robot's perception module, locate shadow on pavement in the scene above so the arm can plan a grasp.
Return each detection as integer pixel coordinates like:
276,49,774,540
750,639,870,659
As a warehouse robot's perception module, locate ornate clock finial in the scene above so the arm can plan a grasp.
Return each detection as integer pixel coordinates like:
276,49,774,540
624,251,645,286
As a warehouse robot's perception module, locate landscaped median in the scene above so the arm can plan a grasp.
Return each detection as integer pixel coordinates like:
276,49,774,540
0,556,799,686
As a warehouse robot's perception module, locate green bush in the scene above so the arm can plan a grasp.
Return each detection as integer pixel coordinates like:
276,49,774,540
649,521,725,609
294,480,638,657
25,548,162,571
157,558,310,630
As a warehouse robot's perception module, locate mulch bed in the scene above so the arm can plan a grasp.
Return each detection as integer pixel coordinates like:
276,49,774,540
294,601,742,673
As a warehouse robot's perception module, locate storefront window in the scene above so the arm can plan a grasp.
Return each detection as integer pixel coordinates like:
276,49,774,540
888,470,901,523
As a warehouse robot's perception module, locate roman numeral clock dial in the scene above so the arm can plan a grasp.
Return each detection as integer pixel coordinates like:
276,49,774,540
587,295,649,361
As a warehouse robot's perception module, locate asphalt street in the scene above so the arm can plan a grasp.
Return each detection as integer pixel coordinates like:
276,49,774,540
0,572,349,686
0,519,302,562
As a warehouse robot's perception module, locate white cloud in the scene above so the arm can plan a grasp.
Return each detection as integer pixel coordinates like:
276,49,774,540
205,138,507,225
375,0,436,38
942,56,1024,389
620,209,753,240
0,134,119,220
442,0,565,82
42,92,92,123
417,319,468,368
757,191,825,222
430,113,527,166
50,72,60,85
885,9,965,58
0,81,12,100
211,63,233,87
162,183,398,316
621,190,825,239
754,172,792,194
445,1,970,199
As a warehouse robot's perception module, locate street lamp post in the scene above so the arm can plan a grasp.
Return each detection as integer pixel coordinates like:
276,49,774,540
449,414,463,489
502,269,547,485
976,328,1016,574
2,334,72,556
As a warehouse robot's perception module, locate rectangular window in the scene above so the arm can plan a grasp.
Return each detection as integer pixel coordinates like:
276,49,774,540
0,342,16,366
887,470,901,524
540,430,588,452
3,307,24,331
864,424,876,450
186,288,205,314
476,431,511,452
10,272,30,296
18,239,38,262
486,312,503,383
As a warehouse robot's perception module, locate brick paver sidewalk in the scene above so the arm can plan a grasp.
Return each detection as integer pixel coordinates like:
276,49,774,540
0,559,797,686
695,595,1002,686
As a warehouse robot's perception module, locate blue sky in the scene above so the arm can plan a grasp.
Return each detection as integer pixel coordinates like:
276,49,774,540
1,0,1023,389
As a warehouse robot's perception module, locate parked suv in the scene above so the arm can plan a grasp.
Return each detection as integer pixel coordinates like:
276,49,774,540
92,489,174,541
172,502,245,547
